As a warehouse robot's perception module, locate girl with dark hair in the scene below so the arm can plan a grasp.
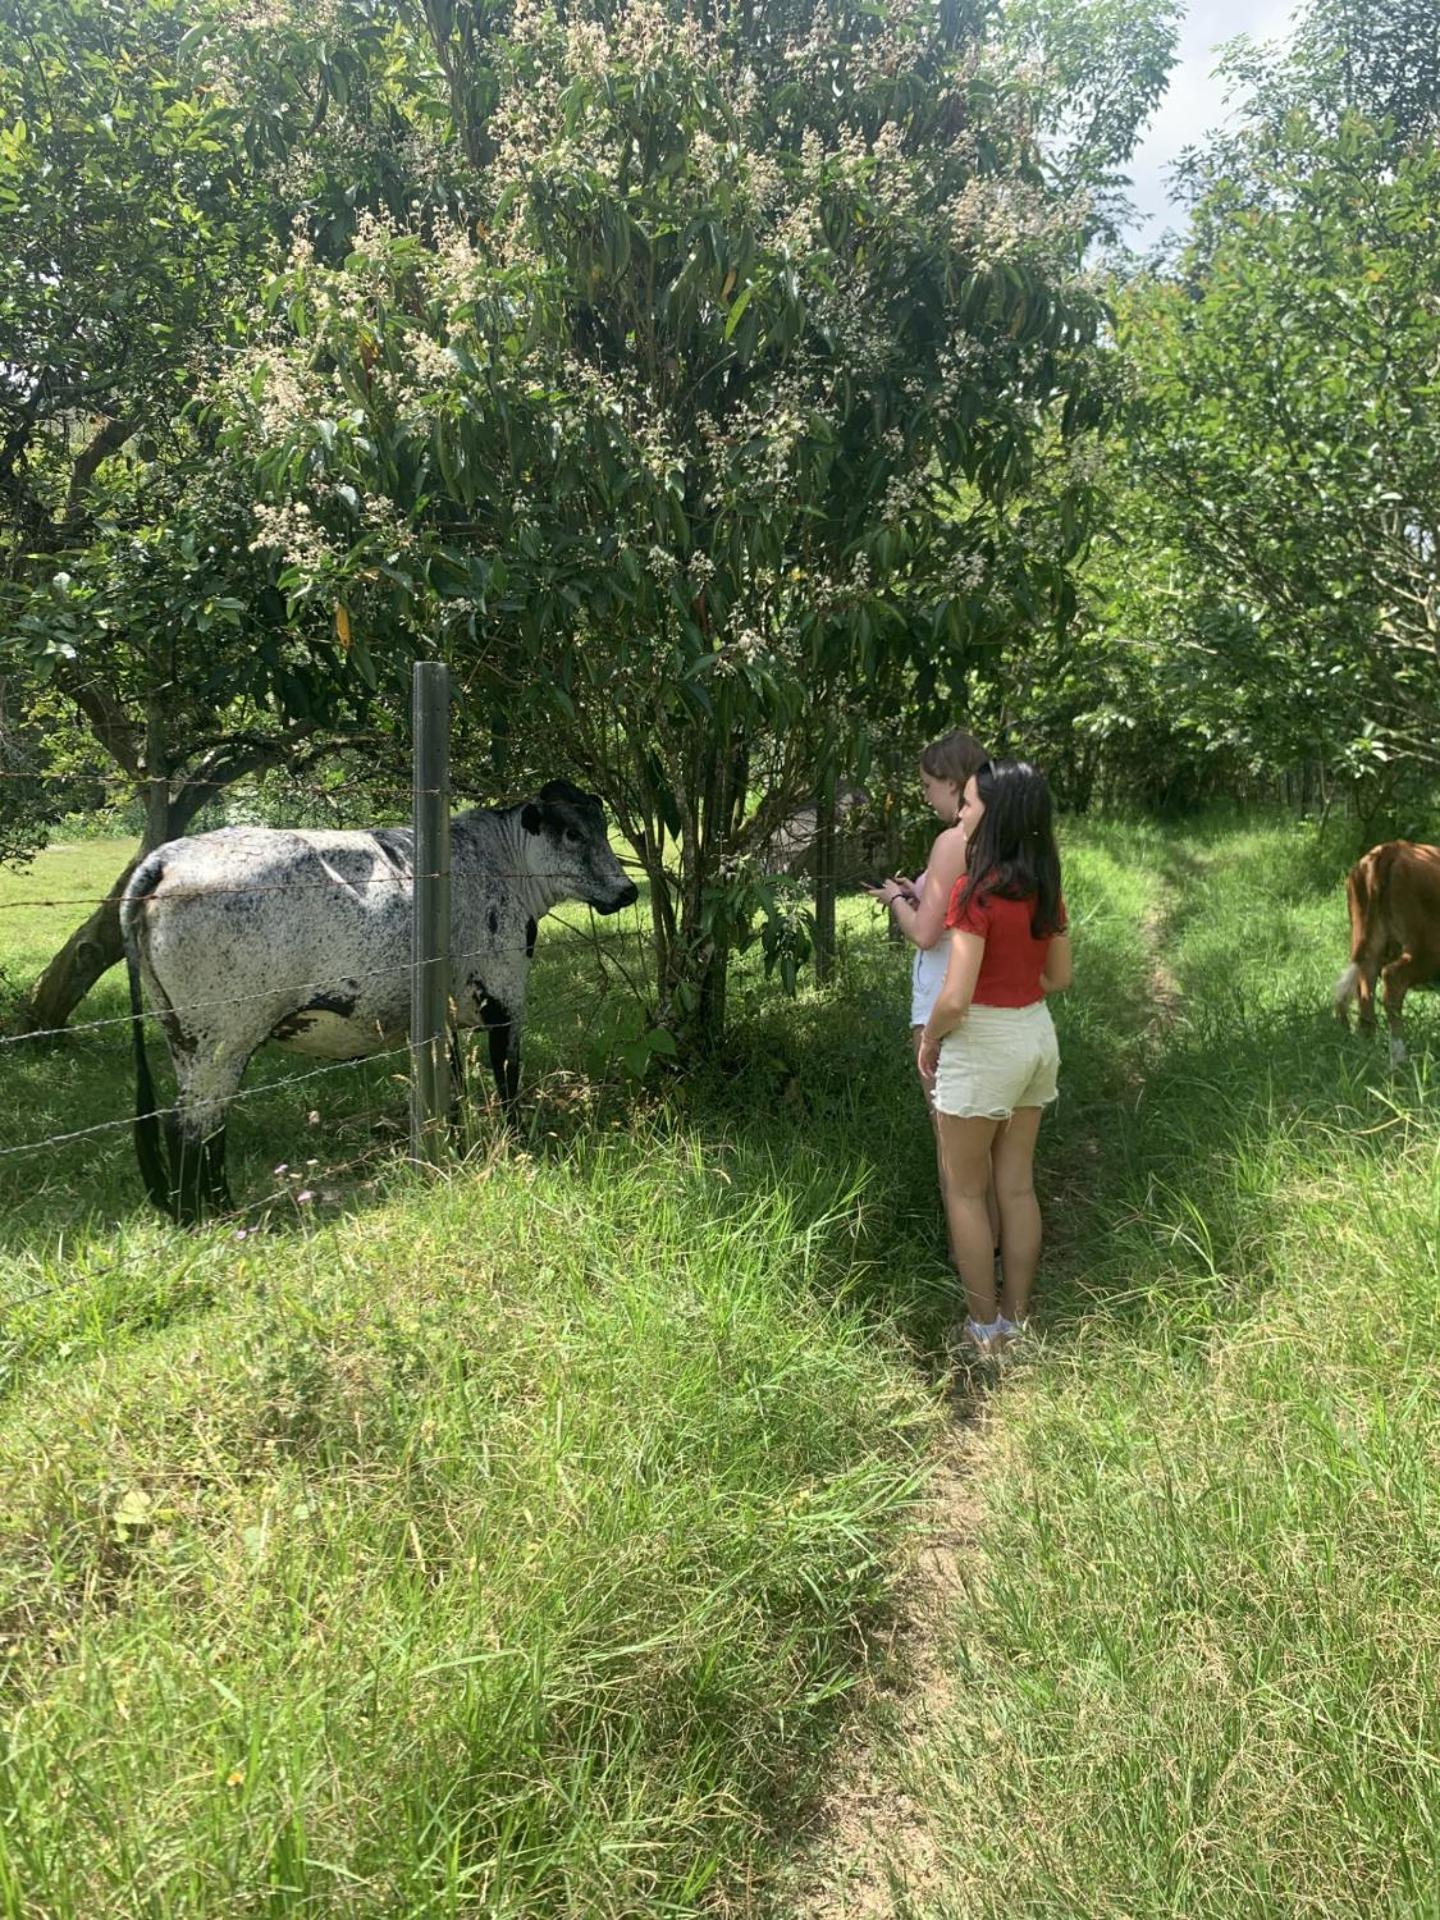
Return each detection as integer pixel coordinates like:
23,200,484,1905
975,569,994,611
917,760,1072,1356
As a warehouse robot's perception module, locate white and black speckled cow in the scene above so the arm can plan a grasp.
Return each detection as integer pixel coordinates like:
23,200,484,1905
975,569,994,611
120,779,637,1221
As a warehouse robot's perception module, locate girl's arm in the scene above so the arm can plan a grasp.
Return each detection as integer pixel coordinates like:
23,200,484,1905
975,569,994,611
886,824,967,951
917,932,984,1078
1040,932,1072,994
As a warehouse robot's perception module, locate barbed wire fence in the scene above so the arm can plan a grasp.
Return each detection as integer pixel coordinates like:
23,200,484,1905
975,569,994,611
0,664,690,1265
0,666,908,1290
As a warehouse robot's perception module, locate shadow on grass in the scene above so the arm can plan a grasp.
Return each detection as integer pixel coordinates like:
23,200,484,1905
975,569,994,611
4,838,1436,1404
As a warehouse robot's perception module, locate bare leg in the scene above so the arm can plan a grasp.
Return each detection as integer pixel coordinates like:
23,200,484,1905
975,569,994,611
915,1027,959,1269
936,1113,1003,1326
990,1106,1045,1323
914,1028,999,1270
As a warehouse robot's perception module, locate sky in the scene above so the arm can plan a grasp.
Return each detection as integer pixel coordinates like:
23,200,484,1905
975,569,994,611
1120,0,1303,250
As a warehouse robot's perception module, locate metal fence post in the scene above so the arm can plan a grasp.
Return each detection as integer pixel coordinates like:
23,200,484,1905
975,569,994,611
410,661,451,1165
813,764,837,985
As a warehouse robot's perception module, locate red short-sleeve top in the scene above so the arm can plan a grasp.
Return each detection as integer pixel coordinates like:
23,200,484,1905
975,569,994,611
945,880,1067,1007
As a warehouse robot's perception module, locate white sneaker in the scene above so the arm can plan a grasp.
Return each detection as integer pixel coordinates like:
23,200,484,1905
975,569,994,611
959,1317,1002,1358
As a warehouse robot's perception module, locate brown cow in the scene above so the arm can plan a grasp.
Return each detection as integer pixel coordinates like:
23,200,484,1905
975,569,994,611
1333,841,1440,1063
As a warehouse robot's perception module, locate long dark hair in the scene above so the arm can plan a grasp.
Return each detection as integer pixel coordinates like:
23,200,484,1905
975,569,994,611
954,760,1064,938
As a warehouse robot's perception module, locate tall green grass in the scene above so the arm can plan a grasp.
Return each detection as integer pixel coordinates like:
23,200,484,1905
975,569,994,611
0,1137,935,1915
0,838,953,1915
896,817,1440,1919
4,817,1439,1915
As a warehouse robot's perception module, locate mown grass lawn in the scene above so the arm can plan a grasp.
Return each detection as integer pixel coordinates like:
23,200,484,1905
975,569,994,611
1,814,1439,1916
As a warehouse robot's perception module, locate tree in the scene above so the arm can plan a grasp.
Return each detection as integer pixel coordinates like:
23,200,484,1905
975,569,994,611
0,0,442,1028
1117,112,1440,808
998,0,1181,243
233,0,1161,1041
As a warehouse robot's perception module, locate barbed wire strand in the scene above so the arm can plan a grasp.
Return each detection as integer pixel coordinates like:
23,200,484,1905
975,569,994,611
0,1060,578,1325
0,1043,419,1162
0,909,663,1162
0,922,638,1051
0,831,871,914
0,864,571,911
0,1140,412,1321
0,762,432,788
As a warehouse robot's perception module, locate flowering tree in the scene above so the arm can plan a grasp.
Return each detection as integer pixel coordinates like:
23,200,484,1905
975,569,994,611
0,0,447,1029
236,0,1134,1038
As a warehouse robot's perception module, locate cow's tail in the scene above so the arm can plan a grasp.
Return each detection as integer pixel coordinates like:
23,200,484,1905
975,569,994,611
1332,961,1359,1017
122,856,175,1220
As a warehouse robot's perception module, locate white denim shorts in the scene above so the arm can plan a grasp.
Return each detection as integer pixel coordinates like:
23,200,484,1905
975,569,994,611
931,1000,1059,1119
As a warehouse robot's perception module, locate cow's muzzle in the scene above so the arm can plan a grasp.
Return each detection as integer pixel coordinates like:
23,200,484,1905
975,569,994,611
597,880,640,915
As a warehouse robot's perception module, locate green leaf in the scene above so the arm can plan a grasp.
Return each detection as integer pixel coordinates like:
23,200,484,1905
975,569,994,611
722,279,756,341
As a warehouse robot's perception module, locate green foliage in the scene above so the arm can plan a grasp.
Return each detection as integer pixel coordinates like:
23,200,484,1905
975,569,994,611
999,0,1182,239
1117,114,1440,804
228,0,1154,1025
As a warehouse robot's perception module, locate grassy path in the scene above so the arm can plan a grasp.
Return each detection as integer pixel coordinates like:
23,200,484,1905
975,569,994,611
793,818,1440,1918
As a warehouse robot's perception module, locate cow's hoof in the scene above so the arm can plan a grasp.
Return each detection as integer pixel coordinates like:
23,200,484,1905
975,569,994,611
1390,1037,1409,1066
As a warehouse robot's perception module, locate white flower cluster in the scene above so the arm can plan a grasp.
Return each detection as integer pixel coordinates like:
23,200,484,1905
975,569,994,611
716,620,769,676
881,468,926,523
407,330,455,386
867,121,919,219
943,178,1091,270
944,550,988,595
565,17,609,81
248,499,335,571
226,345,320,445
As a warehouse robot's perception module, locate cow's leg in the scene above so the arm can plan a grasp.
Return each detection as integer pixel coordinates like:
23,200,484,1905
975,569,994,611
1382,952,1424,1065
170,1044,254,1224
486,1008,521,1113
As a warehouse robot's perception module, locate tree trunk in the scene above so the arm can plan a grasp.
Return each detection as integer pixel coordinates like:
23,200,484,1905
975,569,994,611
885,754,905,944
12,854,146,1036
813,767,837,984
14,774,222,1035
696,935,729,1042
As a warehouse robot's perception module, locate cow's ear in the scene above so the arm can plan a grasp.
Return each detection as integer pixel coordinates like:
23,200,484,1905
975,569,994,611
521,803,542,833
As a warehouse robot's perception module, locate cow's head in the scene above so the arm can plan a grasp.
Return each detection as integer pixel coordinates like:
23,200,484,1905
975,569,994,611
522,779,639,915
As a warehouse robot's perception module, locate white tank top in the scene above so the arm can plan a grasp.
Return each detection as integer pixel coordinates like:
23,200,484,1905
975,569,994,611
911,935,952,1027
907,865,952,1026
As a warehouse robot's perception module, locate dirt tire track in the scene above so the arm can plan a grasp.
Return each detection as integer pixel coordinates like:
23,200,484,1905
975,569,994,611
783,1393,989,1919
